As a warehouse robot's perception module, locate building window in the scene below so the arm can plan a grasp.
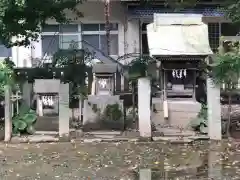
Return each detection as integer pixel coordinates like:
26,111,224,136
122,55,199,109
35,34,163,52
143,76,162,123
41,24,80,57
208,23,220,53
221,23,240,36
82,23,119,55
0,40,11,58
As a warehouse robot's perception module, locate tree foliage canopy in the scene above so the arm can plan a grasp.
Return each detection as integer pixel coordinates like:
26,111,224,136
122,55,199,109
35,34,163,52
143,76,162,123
0,0,83,47
1,0,240,48
211,40,240,90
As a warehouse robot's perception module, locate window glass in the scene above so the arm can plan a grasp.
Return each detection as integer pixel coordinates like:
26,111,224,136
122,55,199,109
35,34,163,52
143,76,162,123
100,23,118,31
42,35,59,56
0,40,11,57
60,35,79,49
82,24,99,31
208,23,220,53
42,25,59,32
221,23,240,36
60,24,78,33
100,34,118,55
82,35,100,49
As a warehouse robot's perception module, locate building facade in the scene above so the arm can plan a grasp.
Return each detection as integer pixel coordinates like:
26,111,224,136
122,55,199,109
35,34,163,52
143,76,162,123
1,1,239,67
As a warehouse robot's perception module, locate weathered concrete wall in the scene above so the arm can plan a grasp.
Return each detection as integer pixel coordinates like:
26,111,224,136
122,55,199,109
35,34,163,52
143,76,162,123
83,95,124,131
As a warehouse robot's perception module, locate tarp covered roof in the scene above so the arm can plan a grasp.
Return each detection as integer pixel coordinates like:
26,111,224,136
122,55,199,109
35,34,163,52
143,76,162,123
147,14,213,56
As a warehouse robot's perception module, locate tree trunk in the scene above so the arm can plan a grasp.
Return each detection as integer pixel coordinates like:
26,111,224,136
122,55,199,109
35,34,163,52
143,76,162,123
226,93,232,138
104,0,110,55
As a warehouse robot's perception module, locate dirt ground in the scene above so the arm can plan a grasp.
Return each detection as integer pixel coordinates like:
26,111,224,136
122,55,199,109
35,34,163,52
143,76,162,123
0,141,239,180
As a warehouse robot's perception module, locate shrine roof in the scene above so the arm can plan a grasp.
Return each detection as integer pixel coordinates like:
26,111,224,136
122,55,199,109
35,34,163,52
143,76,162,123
92,64,118,73
147,14,213,56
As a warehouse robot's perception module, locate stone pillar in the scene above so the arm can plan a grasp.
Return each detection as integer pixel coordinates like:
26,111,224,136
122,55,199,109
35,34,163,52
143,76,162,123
59,83,70,138
207,78,221,140
138,77,151,138
4,86,12,142
139,169,151,180
22,82,32,107
208,142,222,179
37,95,43,116
79,97,82,122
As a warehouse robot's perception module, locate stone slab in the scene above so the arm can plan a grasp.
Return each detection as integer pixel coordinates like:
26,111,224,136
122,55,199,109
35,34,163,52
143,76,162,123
83,138,102,143
35,131,58,135
34,79,60,93
156,128,196,136
11,135,59,143
86,131,122,135
92,135,116,139
152,136,194,143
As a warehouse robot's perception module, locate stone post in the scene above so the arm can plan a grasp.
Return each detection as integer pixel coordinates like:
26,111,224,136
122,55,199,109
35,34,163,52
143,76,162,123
207,78,221,140
22,82,32,107
138,77,152,138
4,85,12,142
139,169,152,180
208,142,222,179
37,95,43,116
59,83,70,139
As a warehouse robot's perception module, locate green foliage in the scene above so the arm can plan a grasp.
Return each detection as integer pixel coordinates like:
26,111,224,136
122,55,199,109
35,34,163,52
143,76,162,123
0,0,83,47
190,104,208,132
211,40,240,90
198,104,208,120
104,103,123,121
126,55,156,80
0,58,17,96
53,48,93,107
12,102,37,135
224,0,240,24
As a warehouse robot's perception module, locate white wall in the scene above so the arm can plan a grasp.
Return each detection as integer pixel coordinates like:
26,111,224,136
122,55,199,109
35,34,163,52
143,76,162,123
11,1,131,67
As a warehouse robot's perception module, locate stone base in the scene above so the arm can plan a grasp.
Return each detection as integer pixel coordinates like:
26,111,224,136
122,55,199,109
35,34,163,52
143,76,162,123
152,99,201,128
11,135,59,143
59,134,70,142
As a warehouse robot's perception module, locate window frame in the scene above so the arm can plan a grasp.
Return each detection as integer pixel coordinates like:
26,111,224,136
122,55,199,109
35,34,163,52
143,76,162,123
81,23,119,56
41,24,81,57
41,23,119,56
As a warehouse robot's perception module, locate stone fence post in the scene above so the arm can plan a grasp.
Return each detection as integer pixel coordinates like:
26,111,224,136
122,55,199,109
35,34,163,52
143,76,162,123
138,77,152,138
207,78,221,140
59,83,70,139
4,85,12,142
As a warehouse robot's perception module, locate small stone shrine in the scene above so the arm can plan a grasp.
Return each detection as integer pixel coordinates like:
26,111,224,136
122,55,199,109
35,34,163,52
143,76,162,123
33,79,70,137
83,64,124,131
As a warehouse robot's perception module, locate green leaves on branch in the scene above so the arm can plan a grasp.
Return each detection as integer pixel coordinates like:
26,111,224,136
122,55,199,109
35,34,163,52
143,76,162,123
0,58,16,96
211,41,240,89
125,55,156,80
12,102,37,135
0,0,83,47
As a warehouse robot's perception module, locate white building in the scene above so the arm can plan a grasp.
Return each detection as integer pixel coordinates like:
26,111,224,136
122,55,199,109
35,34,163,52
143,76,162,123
0,1,237,67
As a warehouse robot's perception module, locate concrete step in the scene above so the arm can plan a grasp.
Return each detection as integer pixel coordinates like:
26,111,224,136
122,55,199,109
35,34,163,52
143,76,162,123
11,135,59,143
154,128,196,137
85,131,122,136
